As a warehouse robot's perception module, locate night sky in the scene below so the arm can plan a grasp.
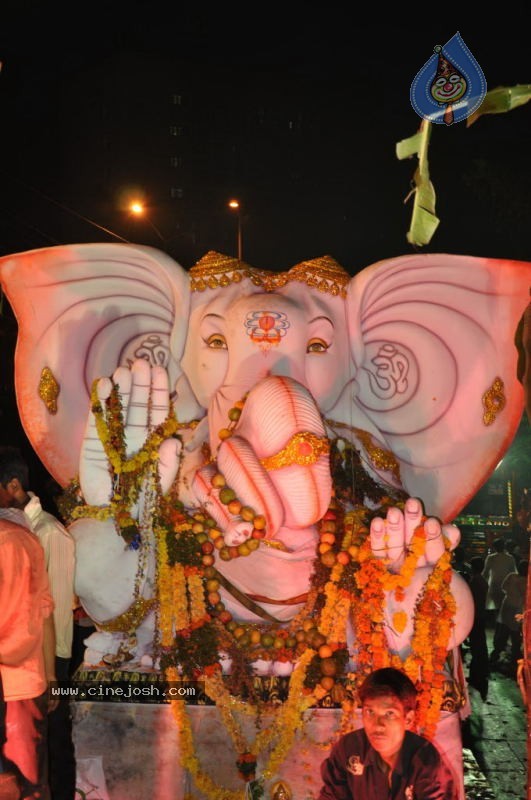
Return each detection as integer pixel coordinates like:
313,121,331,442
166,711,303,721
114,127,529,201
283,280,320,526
1,10,531,270
0,8,530,506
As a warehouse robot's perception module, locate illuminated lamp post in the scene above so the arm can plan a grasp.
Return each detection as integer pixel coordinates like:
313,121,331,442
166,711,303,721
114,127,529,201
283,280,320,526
228,199,242,261
129,200,165,244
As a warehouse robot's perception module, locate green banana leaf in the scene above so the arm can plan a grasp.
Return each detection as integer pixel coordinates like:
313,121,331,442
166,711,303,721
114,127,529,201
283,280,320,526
467,84,531,127
396,122,439,247
396,84,531,247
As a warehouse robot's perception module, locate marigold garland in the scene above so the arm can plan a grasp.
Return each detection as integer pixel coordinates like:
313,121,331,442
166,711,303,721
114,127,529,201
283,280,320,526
258,649,318,779
350,524,457,738
163,488,457,793
407,545,456,738
167,650,318,799
90,379,180,476
156,532,175,646
76,386,461,798
171,694,245,800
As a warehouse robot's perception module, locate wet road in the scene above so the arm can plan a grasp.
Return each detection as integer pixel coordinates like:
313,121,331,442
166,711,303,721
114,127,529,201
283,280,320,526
463,625,527,800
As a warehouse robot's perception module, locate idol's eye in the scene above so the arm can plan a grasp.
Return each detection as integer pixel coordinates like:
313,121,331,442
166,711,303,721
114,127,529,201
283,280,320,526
435,77,446,87
449,74,460,83
306,338,329,354
206,333,227,349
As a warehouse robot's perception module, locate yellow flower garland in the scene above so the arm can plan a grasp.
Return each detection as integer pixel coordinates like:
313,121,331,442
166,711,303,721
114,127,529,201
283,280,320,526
156,532,175,647
258,649,317,779
171,693,245,800
80,381,459,795
168,649,319,797
188,571,207,625
90,379,179,475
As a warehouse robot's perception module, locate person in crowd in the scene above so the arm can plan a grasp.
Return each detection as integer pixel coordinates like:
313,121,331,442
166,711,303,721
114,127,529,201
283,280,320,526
467,556,489,700
318,667,458,799
504,537,520,561
0,448,76,800
511,508,530,562
0,509,56,800
451,546,472,583
69,605,96,679
482,538,517,627
490,559,528,673
1,672,21,800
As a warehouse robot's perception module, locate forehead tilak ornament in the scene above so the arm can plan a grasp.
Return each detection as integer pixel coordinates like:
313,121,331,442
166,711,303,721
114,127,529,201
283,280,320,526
189,251,350,298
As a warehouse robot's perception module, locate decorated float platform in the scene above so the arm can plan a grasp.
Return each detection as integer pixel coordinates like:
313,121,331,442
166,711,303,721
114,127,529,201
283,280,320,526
70,668,498,800
71,664,471,800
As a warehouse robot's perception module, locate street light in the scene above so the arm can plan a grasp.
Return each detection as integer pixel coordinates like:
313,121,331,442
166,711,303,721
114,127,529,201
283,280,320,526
228,199,242,261
128,200,165,243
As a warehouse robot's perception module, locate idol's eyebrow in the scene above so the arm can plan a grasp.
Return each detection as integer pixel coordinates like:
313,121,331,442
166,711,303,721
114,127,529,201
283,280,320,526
309,315,333,324
202,313,225,320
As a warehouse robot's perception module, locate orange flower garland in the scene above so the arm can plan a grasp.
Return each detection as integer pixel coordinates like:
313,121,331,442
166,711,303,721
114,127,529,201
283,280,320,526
75,385,461,797
157,485,458,795
407,546,456,738
351,520,456,738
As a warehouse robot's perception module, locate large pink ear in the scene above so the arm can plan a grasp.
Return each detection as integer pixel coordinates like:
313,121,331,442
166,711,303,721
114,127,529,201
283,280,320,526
345,254,530,522
0,243,190,487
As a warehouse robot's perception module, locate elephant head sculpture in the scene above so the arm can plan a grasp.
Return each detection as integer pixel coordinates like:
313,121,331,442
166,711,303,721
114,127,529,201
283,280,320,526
0,245,527,522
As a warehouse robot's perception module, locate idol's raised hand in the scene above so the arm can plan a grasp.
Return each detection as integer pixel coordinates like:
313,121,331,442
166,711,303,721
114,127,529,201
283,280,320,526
370,497,460,570
79,358,181,507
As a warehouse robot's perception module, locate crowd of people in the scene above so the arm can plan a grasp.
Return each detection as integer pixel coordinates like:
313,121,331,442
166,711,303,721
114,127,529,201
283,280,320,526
452,517,530,702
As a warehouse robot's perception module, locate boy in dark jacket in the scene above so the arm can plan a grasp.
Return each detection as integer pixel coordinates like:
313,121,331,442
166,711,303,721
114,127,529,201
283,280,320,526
318,667,458,800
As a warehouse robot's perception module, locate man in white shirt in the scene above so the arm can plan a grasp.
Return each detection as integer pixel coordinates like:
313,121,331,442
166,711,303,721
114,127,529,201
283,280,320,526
482,538,517,625
0,447,76,800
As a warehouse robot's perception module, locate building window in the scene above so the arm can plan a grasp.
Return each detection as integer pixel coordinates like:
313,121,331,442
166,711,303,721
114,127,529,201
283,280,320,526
287,114,303,132
170,187,184,199
169,125,184,136
170,156,183,167
171,93,183,105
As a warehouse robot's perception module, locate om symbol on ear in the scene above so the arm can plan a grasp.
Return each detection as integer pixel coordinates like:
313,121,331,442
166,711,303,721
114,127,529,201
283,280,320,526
368,343,410,399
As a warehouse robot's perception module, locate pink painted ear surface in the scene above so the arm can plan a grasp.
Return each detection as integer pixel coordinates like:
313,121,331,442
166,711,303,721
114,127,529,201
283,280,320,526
346,254,531,522
0,243,190,487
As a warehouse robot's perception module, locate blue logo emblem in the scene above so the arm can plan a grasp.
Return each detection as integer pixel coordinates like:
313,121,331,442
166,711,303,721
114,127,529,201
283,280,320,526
410,32,487,125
